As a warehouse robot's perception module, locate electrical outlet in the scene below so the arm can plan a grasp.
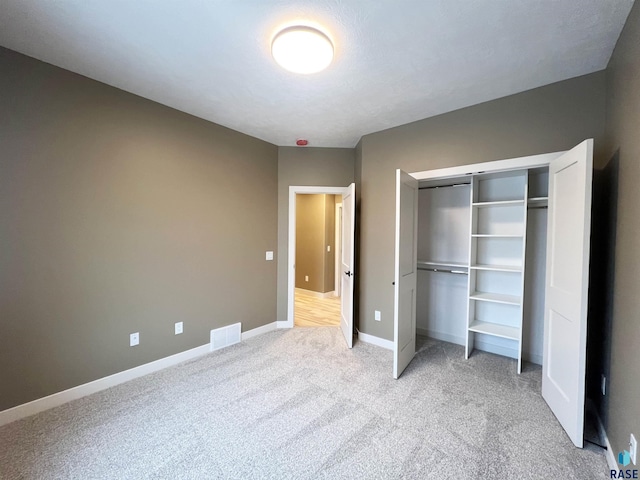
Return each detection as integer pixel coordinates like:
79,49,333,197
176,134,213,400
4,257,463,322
265,251,273,261
630,433,637,465
130,332,139,347
601,374,606,396
305,275,309,282
374,310,381,321
175,322,183,335
327,245,331,252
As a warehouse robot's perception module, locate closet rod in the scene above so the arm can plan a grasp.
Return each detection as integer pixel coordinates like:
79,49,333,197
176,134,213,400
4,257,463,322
418,267,468,275
419,183,470,190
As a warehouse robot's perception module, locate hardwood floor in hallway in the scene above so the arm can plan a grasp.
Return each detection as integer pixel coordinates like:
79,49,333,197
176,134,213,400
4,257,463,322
294,289,341,327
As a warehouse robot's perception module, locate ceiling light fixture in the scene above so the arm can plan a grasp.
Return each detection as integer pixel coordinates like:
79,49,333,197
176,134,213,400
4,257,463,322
271,26,334,74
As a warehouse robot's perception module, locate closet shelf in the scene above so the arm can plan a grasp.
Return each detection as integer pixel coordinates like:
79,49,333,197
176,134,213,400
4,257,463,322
472,200,525,207
468,321,520,341
469,291,521,305
470,264,522,272
471,234,523,238
418,260,468,269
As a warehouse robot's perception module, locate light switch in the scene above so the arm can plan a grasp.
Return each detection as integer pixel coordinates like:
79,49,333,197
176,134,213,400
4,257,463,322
374,310,381,321
266,251,274,261
327,245,331,252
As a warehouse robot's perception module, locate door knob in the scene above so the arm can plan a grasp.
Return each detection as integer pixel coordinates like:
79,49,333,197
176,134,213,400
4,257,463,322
344,271,352,277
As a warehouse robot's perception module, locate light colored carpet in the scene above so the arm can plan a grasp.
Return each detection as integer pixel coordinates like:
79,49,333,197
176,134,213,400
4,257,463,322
0,328,608,479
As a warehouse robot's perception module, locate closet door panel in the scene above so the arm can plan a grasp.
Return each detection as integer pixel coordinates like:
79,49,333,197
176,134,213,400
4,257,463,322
394,170,418,379
542,139,593,448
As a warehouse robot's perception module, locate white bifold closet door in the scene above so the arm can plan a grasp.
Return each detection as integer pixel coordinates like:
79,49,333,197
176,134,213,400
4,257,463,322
542,139,593,447
393,170,419,378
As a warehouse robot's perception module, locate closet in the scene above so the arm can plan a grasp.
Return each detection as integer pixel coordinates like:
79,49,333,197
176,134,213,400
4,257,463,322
393,140,593,448
416,169,549,374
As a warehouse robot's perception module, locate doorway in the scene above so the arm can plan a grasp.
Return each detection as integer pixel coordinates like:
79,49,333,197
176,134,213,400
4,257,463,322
286,184,356,348
293,193,342,327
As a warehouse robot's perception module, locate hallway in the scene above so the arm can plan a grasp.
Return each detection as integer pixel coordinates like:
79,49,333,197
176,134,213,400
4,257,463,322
294,289,341,327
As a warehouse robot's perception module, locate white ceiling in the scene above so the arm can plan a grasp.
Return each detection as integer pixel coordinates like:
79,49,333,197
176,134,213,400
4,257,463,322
0,1,634,147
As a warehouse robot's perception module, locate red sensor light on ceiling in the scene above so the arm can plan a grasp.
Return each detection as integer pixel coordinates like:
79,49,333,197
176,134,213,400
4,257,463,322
296,139,309,146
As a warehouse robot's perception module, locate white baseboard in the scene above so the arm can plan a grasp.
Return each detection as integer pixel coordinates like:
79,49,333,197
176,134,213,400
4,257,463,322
521,351,543,366
295,287,334,299
276,320,292,329
242,322,277,340
589,401,617,470
0,320,281,427
357,330,394,350
0,343,210,427
417,328,459,344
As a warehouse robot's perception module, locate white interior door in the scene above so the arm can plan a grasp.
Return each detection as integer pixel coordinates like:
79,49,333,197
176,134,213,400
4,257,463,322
340,184,356,348
393,170,419,378
542,139,593,448
335,203,343,297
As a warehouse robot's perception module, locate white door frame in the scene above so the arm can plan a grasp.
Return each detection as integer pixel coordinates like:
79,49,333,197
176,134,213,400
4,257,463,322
393,169,419,378
411,151,565,181
542,139,593,447
285,186,348,329
334,202,343,297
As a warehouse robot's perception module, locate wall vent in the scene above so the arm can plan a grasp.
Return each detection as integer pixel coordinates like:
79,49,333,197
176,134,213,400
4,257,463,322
210,323,242,351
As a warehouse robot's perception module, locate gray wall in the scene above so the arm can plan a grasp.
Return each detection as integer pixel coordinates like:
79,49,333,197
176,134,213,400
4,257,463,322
357,71,607,340
295,194,336,293
0,47,278,411
295,194,325,292
276,147,355,320
602,0,640,463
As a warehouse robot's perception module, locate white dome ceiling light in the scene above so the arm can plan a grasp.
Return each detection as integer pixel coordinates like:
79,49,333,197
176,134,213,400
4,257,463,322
271,26,334,74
